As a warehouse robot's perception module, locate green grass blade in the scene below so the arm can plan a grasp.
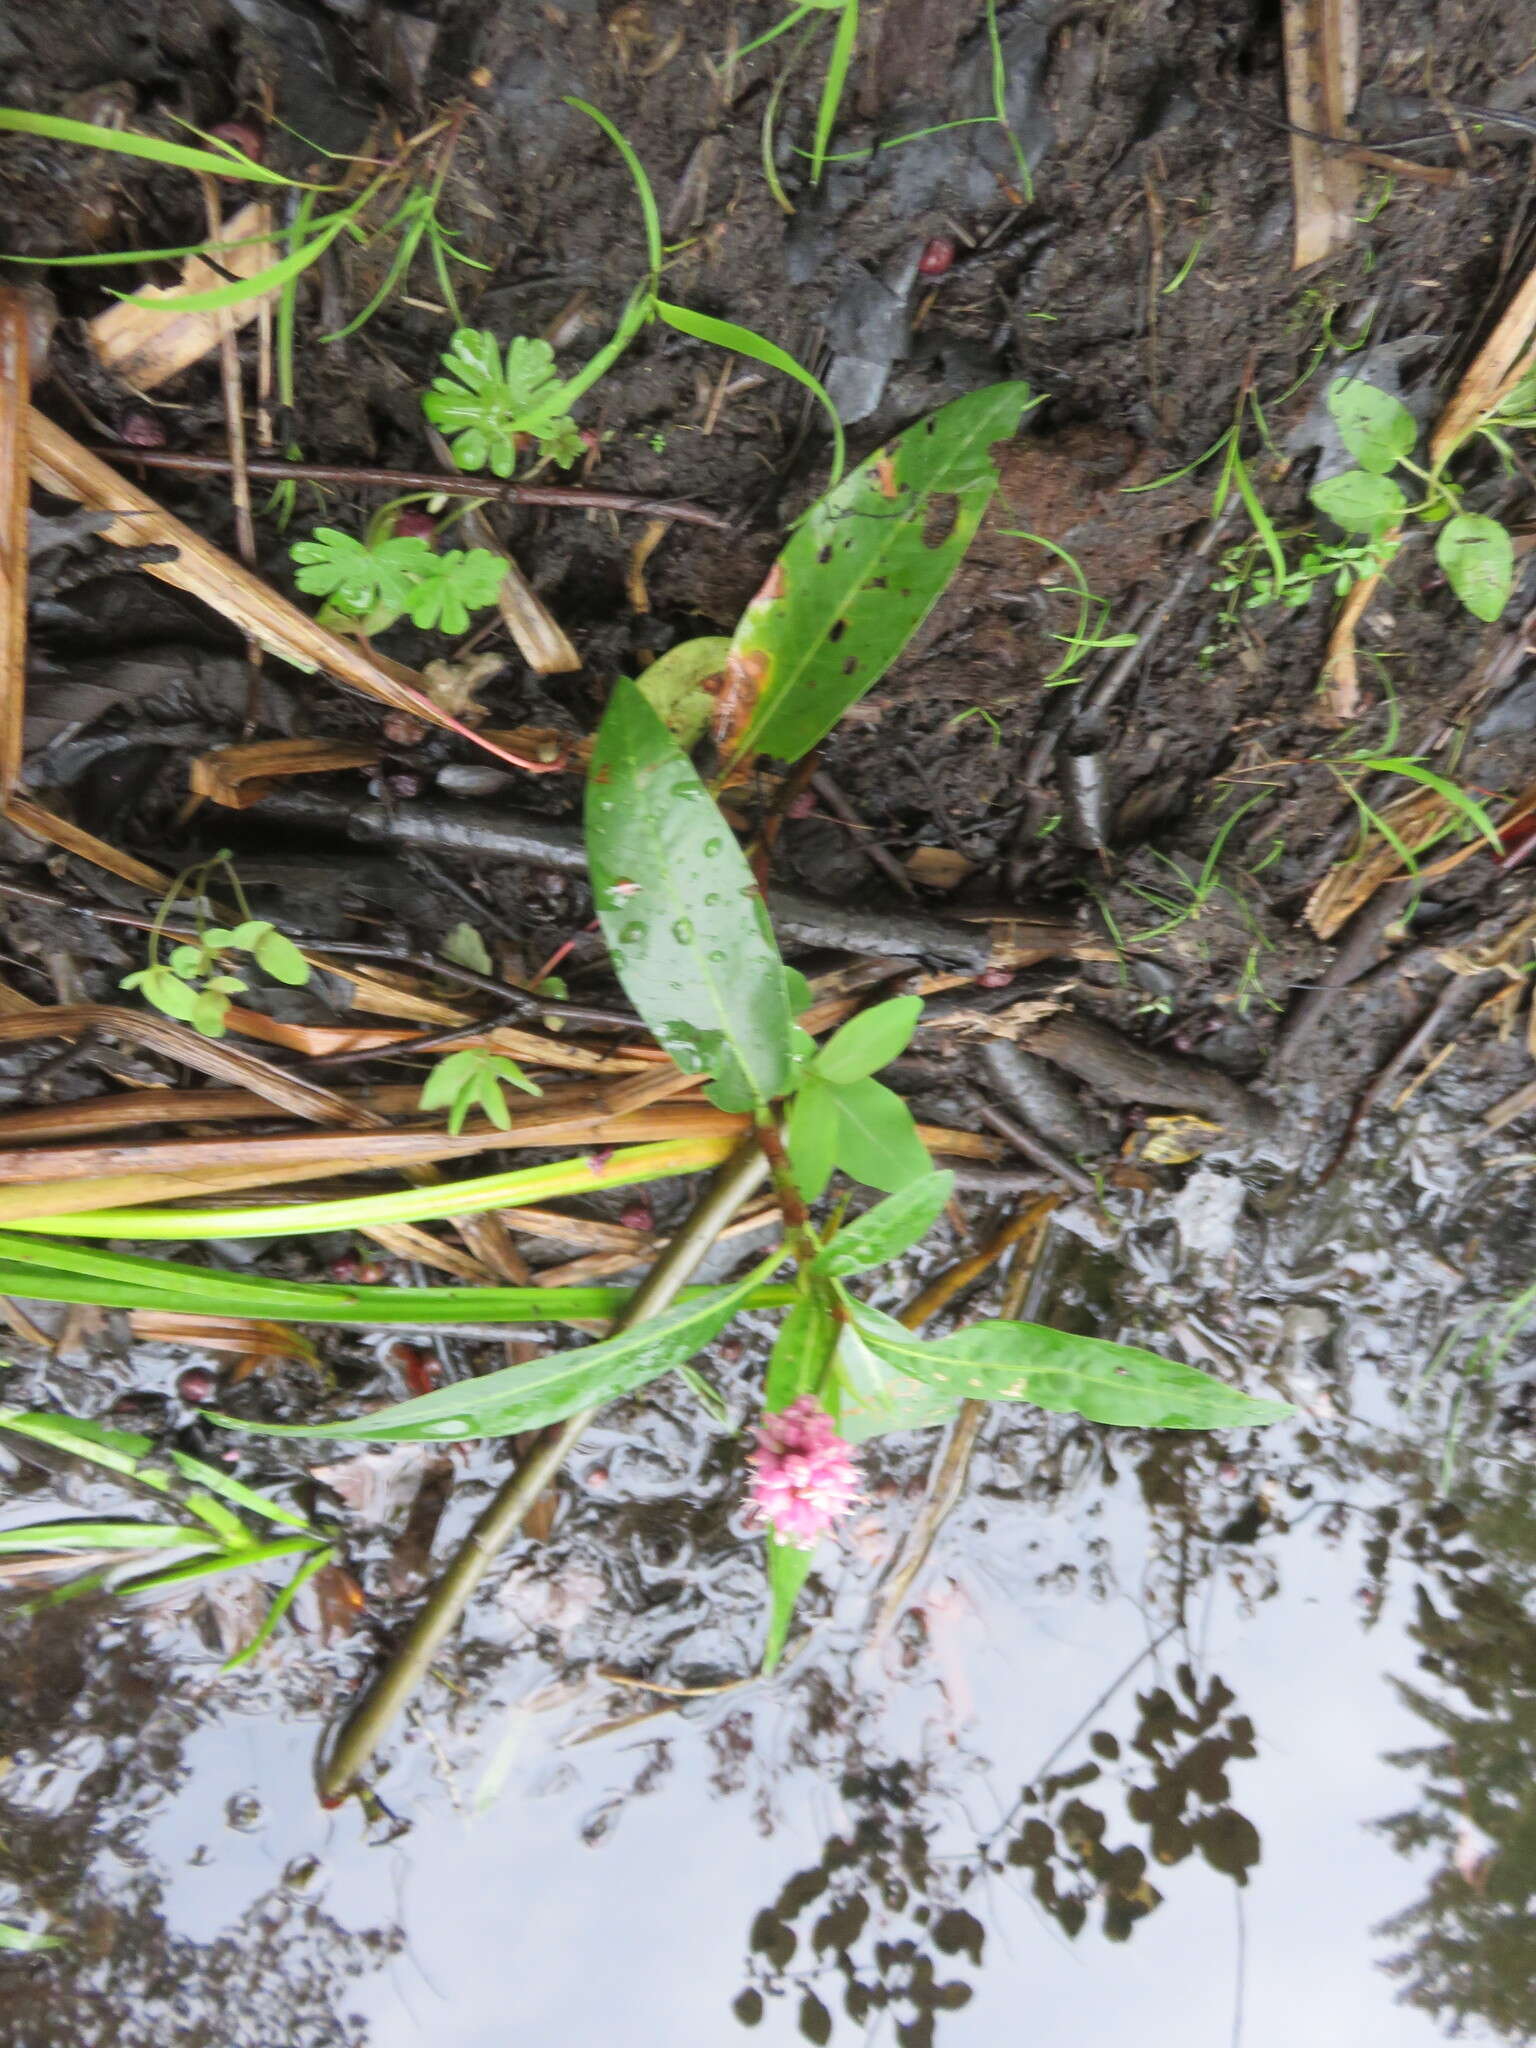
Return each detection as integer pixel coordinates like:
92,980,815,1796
2,227,281,268
0,1521,215,1554
1352,756,1504,856
320,212,425,342
565,98,662,283
166,1450,319,1533
106,212,348,317
5,1135,736,1239
985,0,1034,203
111,1533,325,1596
0,1235,798,1323
654,299,845,482
221,1544,336,1671
809,0,859,186
0,107,298,185
0,1923,61,1953
558,285,654,411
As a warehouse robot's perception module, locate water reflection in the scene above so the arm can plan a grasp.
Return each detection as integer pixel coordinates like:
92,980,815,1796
1,1118,1533,2044
1372,1435,1536,2040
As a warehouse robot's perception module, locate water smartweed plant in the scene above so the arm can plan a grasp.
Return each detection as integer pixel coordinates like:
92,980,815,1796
7,384,1297,1681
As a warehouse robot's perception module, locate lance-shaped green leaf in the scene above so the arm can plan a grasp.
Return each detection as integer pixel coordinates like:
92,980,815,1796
0,1922,61,1953
834,1317,959,1442
587,681,793,1111
763,1288,840,1410
714,383,1039,770
763,1534,815,1674
811,995,923,1084
215,1257,778,1443
849,1304,1295,1429
828,1077,931,1193
813,1170,955,1278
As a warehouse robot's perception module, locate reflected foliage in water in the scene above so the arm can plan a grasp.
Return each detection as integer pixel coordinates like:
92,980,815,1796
1374,1438,1536,2042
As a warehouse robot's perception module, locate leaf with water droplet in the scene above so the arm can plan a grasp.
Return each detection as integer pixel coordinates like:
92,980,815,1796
585,681,793,1110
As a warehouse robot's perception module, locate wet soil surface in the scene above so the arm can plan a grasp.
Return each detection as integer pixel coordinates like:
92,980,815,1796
4,0,1536,2041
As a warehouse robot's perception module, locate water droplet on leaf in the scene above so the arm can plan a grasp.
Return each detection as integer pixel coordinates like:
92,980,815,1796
672,918,695,943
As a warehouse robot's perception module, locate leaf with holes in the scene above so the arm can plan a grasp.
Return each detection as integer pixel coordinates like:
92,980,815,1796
586,680,793,1111
1436,513,1515,623
849,1303,1295,1428
713,382,1039,769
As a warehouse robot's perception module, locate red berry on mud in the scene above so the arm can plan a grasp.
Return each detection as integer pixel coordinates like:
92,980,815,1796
177,1367,217,1405
355,1261,388,1285
392,510,437,542
917,235,957,277
383,713,427,747
619,1200,654,1233
118,412,166,449
328,1252,361,1282
976,968,1013,990
210,120,265,163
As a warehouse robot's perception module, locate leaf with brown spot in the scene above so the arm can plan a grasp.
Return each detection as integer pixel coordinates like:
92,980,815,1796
711,384,1040,771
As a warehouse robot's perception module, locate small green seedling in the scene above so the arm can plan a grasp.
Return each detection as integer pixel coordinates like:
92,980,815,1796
418,1048,542,1134
290,517,505,637
422,331,587,477
1213,530,1397,613
121,855,310,1039
1311,375,1516,623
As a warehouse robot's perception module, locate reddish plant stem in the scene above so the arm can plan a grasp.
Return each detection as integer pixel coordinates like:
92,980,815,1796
89,447,733,531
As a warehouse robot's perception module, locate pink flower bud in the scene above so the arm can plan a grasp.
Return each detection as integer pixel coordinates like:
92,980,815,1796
746,1395,862,1550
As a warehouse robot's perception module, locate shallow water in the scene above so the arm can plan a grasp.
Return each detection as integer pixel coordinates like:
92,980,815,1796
3,1103,1533,2047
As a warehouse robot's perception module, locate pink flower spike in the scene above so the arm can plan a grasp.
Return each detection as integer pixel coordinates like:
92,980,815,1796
746,1395,863,1550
